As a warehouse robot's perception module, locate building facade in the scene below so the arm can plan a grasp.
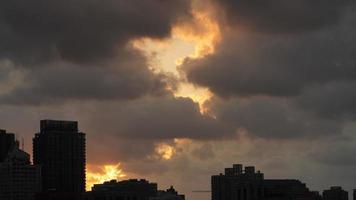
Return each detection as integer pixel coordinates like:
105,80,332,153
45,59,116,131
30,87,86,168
212,164,321,200
33,120,86,198
0,139,41,200
323,187,348,200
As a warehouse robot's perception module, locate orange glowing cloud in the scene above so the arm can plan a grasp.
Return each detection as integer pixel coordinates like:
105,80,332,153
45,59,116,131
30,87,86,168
131,0,221,110
172,9,221,61
86,163,126,191
155,143,176,160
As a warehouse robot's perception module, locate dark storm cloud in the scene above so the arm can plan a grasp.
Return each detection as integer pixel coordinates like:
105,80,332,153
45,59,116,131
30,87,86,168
81,96,234,140
296,81,356,120
207,97,342,138
308,134,356,166
312,145,356,166
87,137,158,164
0,0,191,64
0,0,192,104
0,56,168,104
183,6,356,98
180,1,356,139
214,0,353,33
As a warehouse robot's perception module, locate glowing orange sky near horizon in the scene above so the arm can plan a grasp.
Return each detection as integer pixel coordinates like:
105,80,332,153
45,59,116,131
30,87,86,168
86,2,221,189
86,163,126,191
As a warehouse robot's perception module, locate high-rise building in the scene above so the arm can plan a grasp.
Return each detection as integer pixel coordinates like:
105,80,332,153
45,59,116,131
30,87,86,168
0,138,41,200
0,129,15,162
212,164,321,200
323,186,348,200
33,120,86,198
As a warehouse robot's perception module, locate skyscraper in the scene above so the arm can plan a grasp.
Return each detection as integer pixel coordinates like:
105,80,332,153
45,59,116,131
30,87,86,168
33,120,86,198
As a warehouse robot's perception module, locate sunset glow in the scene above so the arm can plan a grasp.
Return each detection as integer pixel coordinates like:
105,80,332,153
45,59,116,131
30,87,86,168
155,143,175,160
172,10,221,61
132,6,220,110
86,164,126,191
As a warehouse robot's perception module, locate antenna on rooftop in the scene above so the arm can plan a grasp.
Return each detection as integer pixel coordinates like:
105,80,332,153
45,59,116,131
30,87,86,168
21,137,25,150
192,191,211,193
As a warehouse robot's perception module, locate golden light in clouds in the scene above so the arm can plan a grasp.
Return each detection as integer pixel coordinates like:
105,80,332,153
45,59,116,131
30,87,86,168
174,83,213,114
155,139,194,160
172,9,221,61
86,164,126,191
132,1,221,108
155,143,176,160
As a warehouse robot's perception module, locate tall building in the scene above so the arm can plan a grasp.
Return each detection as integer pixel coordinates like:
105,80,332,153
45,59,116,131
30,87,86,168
212,164,321,200
0,137,41,200
0,129,15,162
323,186,348,200
33,120,86,198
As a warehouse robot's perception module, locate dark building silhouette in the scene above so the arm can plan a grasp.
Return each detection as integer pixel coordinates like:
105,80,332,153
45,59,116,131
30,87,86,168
84,179,158,200
353,189,356,200
152,186,185,200
33,120,86,199
0,129,15,162
85,179,185,200
212,164,321,200
323,187,348,200
0,131,41,200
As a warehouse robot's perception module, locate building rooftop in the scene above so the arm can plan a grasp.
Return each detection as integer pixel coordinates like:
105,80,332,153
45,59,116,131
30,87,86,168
40,119,78,132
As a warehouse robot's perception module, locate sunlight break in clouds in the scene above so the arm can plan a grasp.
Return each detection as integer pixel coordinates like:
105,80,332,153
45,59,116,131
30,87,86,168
155,143,176,160
86,163,126,191
132,1,220,109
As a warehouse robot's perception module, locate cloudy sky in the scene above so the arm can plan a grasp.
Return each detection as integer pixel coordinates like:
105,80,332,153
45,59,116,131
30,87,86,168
1,0,356,199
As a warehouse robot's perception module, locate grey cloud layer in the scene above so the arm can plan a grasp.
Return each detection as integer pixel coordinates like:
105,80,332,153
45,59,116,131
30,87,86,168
183,13,356,97
0,0,191,103
81,96,234,140
0,0,190,64
207,97,343,138
181,1,356,138
0,58,168,104
214,0,354,33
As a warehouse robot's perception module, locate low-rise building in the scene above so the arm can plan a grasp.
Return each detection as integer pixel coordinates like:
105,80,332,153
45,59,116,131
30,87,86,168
84,179,158,200
212,164,321,200
323,186,348,200
150,186,185,200
85,179,185,200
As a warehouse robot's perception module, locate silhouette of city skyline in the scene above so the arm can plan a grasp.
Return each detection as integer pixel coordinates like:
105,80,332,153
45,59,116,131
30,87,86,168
0,120,355,200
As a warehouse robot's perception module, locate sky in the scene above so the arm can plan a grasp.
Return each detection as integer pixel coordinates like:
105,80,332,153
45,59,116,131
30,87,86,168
1,0,356,199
